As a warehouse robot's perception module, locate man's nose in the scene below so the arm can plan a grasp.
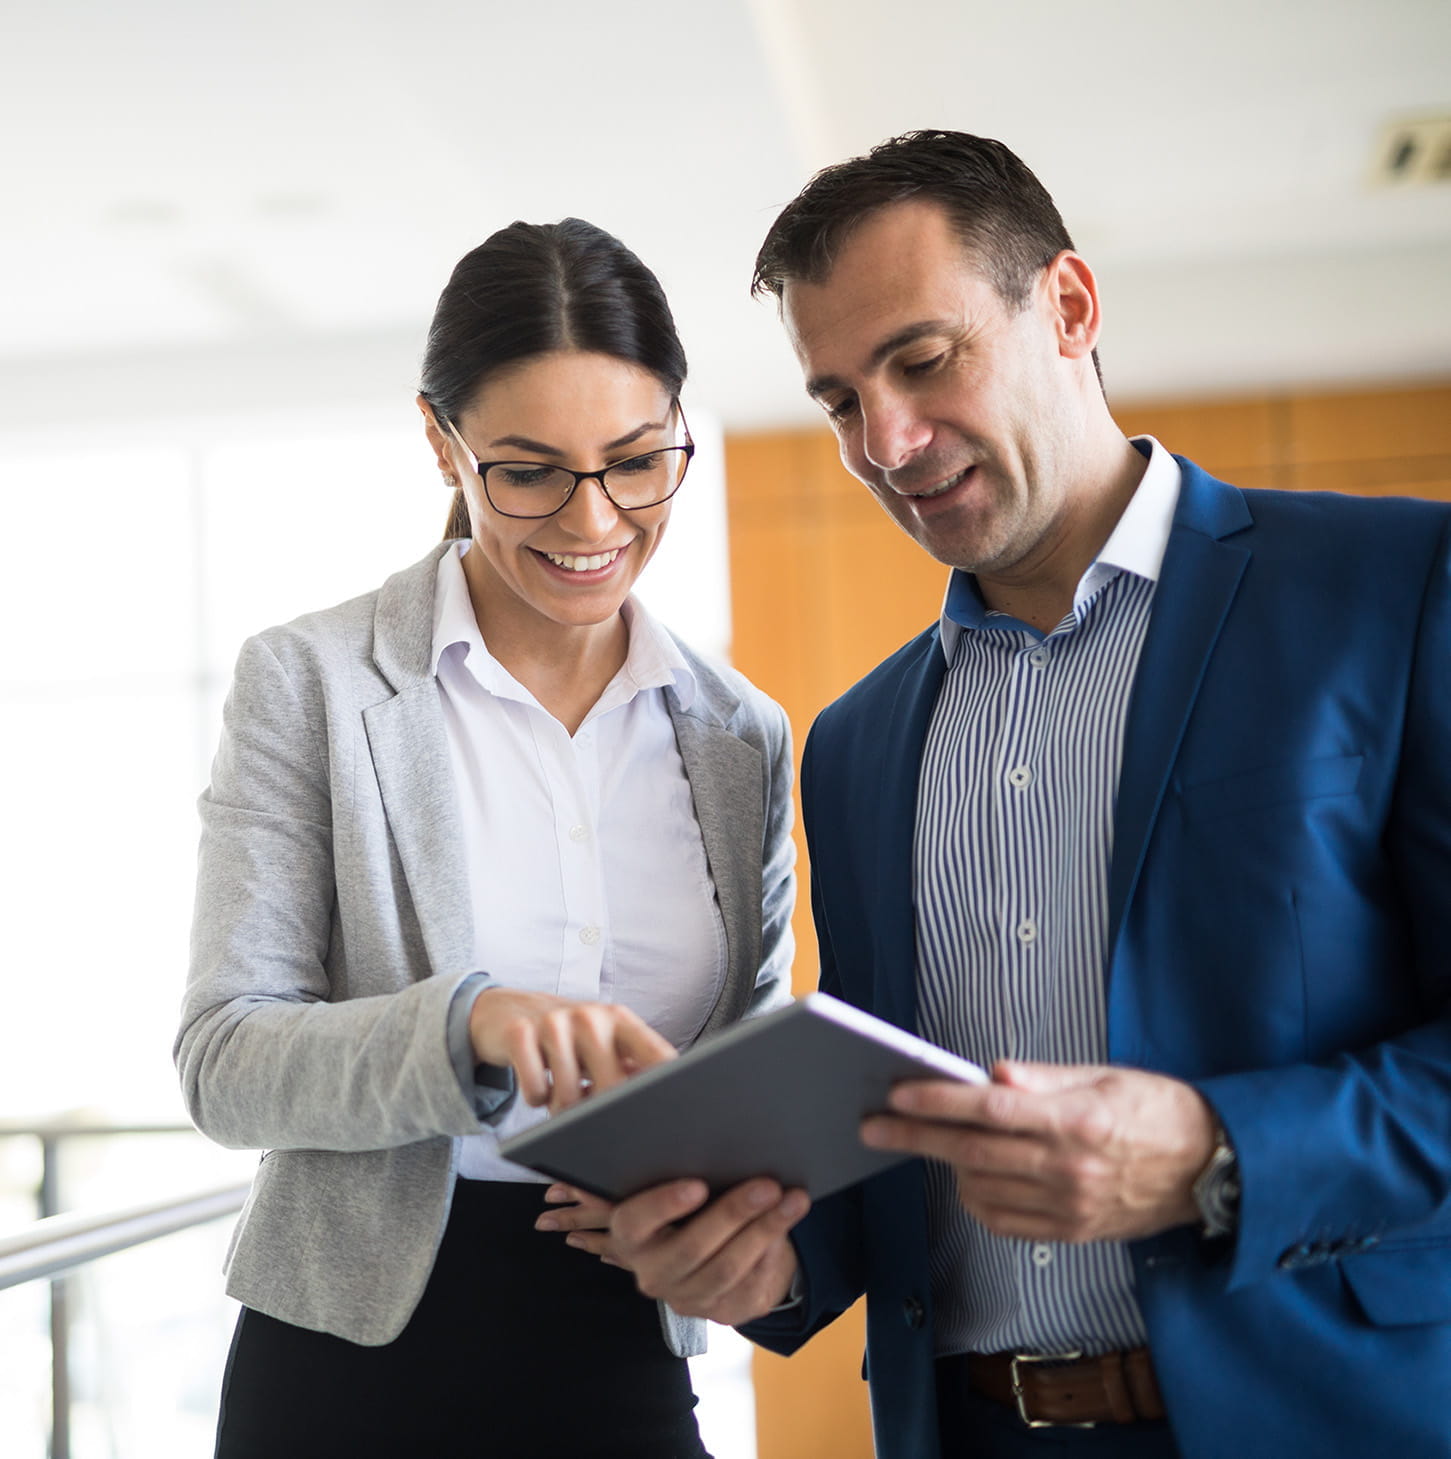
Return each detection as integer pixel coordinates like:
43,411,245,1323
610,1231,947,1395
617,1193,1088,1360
860,394,931,475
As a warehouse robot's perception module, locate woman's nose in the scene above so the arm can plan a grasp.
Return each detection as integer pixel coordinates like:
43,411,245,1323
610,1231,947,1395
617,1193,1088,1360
556,475,621,539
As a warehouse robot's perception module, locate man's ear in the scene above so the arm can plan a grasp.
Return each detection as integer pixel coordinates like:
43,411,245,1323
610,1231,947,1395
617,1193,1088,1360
1043,251,1102,362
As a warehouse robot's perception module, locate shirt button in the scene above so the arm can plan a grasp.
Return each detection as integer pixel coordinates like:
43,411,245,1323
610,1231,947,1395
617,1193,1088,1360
1028,648,1049,668
1032,1243,1054,1268
579,926,601,946
1007,765,1034,790
1016,919,1038,945
901,1295,925,1329
568,824,589,843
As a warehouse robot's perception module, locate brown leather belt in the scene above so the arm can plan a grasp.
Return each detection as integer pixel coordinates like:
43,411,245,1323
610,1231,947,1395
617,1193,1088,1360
960,1347,1166,1427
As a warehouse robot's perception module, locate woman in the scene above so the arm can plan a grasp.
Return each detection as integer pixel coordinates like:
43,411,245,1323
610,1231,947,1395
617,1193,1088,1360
176,218,795,1458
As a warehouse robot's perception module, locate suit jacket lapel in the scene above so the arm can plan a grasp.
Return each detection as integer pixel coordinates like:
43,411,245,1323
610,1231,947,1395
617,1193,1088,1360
872,633,949,1033
363,547,475,978
1107,463,1253,958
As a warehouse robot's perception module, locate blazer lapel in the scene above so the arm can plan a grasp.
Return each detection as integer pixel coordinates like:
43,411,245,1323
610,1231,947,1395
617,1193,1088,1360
1107,464,1253,958
362,547,474,978
671,707,766,1035
871,633,949,1033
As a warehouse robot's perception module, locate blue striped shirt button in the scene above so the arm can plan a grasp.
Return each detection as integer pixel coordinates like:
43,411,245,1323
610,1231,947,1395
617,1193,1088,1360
1028,648,1050,667
1008,765,1034,789
1016,919,1038,945
1032,1244,1055,1268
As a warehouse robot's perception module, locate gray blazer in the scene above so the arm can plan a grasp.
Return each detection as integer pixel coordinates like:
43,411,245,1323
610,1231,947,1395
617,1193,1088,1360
175,544,796,1353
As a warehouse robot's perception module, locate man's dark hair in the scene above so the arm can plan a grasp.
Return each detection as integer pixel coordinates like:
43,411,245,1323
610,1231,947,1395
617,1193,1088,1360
420,218,687,540
752,130,1077,310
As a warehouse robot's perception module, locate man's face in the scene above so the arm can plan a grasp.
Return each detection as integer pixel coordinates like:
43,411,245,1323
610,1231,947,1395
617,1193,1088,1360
781,199,1086,581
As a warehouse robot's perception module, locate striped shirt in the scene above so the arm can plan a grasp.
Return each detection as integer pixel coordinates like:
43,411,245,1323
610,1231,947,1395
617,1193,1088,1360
914,438,1181,1357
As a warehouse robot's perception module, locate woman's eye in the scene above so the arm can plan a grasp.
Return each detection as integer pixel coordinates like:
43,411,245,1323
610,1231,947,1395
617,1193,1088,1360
613,452,662,476
497,465,557,488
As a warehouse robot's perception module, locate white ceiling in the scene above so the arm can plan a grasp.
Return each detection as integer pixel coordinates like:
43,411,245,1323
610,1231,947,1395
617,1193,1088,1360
2,0,1448,434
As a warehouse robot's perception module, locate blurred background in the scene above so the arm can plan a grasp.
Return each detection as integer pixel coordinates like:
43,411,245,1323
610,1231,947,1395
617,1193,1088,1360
0,1,1447,1455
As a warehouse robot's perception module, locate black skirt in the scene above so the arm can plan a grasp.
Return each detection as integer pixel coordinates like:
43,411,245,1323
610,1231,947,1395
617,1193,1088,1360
215,1179,711,1458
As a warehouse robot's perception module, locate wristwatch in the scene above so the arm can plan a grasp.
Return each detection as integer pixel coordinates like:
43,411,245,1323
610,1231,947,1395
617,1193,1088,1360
1191,1125,1241,1238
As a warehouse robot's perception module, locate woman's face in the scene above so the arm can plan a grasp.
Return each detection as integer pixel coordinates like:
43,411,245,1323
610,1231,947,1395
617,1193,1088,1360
423,351,681,641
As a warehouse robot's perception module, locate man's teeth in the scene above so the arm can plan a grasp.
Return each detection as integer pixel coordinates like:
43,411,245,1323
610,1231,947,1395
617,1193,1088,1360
542,548,622,572
912,468,969,499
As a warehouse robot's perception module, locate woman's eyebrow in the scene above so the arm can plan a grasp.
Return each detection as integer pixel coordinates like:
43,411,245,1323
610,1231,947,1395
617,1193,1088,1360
487,420,667,456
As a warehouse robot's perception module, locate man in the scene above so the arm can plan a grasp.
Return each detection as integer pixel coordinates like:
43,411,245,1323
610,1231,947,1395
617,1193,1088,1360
573,132,1451,1457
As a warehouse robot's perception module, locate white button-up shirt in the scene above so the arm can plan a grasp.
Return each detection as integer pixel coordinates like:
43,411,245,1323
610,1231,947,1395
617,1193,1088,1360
431,542,728,1181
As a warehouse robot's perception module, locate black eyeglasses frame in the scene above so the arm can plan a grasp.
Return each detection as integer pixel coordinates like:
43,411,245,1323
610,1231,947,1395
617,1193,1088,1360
445,409,695,520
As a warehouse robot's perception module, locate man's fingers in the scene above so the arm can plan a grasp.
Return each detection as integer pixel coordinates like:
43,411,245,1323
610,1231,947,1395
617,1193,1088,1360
994,1059,1108,1094
616,1177,782,1268
884,1077,1059,1134
623,1184,809,1317
861,1111,1040,1169
611,1180,714,1249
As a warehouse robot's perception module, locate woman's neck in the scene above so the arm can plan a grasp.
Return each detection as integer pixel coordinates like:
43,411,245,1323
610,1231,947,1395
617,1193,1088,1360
462,557,630,736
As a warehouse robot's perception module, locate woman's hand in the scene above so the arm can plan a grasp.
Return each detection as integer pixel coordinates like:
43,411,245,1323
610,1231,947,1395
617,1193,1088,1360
536,1184,623,1262
468,988,676,1112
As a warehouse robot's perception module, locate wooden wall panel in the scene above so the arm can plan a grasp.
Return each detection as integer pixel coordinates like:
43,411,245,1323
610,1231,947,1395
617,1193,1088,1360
724,378,1450,1459
1109,394,1288,488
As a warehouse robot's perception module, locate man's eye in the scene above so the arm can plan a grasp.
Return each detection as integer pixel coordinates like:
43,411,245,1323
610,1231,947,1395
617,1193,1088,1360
824,396,858,423
903,353,946,377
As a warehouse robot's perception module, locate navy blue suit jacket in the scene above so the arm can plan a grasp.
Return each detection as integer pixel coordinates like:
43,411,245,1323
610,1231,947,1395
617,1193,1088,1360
749,461,1451,1458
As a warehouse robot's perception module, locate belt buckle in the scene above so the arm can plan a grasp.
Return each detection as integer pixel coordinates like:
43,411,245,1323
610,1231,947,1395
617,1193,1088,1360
1010,1350,1096,1429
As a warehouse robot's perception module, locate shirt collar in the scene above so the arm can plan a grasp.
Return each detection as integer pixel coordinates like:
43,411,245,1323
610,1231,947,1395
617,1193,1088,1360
939,436,1182,658
430,541,697,712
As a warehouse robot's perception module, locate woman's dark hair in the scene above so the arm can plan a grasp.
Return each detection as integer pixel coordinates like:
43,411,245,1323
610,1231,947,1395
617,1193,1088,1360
420,218,688,540
753,130,1076,311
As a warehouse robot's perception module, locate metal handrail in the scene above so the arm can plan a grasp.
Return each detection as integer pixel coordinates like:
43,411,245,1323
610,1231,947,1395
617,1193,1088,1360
0,1120,195,1141
0,1181,250,1290
0,1120,244,1459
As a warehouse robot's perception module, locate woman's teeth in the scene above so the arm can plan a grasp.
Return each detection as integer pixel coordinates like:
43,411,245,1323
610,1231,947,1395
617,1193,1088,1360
542,548,622,572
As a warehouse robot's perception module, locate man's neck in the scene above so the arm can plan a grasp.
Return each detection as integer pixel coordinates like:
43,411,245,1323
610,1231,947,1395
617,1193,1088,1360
977,436,1149,635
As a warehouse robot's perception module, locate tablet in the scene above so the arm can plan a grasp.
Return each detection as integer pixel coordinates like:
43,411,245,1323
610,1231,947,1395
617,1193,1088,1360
497,992,988,1202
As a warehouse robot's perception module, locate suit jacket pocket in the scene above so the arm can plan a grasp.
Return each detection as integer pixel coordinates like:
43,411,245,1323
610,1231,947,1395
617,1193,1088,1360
1176,753,1364,823
1341,1245,1451,1327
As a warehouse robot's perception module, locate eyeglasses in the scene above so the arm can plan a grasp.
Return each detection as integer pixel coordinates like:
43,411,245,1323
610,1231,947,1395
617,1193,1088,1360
445,410,694,520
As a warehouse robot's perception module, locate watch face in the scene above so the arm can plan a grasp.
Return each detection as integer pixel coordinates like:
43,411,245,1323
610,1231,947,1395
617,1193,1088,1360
1194,1142,1240,1237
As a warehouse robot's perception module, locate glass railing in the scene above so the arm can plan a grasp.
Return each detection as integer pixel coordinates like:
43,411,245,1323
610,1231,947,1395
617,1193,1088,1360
0,1122,757,1458
0,1121,251,1459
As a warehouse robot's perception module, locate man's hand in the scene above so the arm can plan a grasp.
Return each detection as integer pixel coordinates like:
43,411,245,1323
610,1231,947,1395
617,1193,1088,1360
861,1062,1217,1243
571,1178,809,1325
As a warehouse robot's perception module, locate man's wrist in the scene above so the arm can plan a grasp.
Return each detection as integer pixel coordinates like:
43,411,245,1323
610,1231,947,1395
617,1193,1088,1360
1191,1123,1241,1238
768,1264,805,1313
